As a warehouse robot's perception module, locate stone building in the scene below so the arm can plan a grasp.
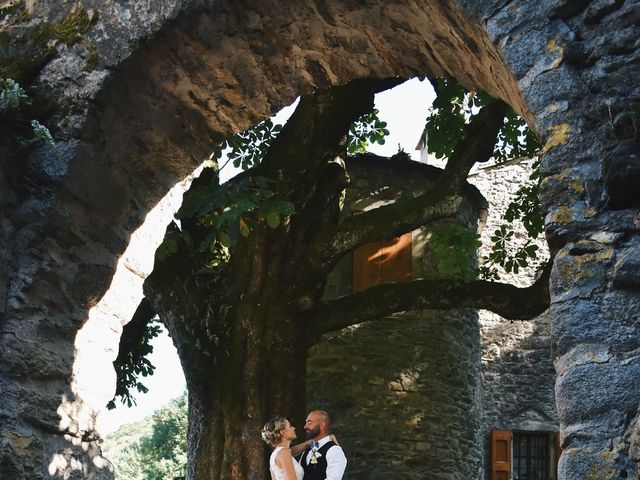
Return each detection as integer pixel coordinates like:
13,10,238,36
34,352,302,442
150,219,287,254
1,1,639,479
308,154,557,479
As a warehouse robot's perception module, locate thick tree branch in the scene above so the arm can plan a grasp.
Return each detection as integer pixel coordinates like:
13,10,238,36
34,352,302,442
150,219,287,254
257,77,405,204
116,298,156,362
301,100,508,277
305,261,551,340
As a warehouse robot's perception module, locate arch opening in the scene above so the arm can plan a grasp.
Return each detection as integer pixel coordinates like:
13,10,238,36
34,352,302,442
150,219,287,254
7,1,635,479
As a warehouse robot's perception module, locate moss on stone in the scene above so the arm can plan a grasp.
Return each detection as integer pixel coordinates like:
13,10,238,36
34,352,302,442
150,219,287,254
38,7,95,47
84,44,99,71
0,6,97,82
550,206,573,224
0,1,30,23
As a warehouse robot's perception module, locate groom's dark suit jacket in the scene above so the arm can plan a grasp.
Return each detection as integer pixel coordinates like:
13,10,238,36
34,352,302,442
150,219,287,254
299,441,337,480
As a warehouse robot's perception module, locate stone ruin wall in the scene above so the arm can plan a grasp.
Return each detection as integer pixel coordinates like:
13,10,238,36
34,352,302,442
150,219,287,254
309,156,556,479
313,155,486,479
1,0,639,478
469,160,558,478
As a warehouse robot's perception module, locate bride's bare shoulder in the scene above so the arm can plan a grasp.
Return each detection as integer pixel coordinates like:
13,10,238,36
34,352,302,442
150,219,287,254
276,446,293,464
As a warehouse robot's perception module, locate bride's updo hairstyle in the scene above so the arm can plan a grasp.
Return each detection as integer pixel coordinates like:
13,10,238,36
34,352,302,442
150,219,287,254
262,416,287,448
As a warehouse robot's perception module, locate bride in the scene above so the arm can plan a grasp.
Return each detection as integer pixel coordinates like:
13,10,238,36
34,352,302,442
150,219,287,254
262,416,339,480
262,416,308,480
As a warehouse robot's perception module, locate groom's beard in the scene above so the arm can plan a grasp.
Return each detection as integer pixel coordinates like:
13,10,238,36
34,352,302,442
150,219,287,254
305,426,321,439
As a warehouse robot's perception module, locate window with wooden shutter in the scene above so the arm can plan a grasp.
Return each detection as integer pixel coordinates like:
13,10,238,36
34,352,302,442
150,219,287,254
513,432,551,479
492,429,512,480
352,231,412,292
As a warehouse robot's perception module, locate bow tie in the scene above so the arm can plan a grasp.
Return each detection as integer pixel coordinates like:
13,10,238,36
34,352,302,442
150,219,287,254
311,441,319,449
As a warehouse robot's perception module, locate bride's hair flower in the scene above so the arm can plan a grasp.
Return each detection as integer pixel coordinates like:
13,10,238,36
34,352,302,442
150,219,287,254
262,416,287,447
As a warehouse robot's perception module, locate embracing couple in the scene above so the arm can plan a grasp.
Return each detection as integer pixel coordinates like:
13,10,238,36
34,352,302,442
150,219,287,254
261,410,347,480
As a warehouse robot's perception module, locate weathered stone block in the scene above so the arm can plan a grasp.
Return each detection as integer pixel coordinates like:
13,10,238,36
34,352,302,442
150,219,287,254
613,245,640,290
556,357,640,425
550,292,640,356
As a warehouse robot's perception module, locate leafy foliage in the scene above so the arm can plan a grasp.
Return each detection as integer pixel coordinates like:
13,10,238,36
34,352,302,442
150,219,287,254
107,319,161,410
503,162,544,238
31,119,55,145
430,224,482,281
213,118,282,171
493,108,540,162
158,106,392,267
103,393,188,480
101,418,151,480
423,77,543,279
157,175,296,270
425,77,539,163
484,225,540,275
347,108,390,154
424,77,490,160
157,118,295,270
138,393,188,479
0,77,55,147
478,161,543,278
0,77,30,109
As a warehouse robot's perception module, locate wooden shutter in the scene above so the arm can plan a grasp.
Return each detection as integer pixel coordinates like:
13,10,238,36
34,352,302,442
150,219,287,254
352,232,412,292
492,429,512,480
353,240,384,292
380,232,412,283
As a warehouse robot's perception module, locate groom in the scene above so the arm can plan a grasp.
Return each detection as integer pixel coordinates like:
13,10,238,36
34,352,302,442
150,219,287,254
300,410,347,480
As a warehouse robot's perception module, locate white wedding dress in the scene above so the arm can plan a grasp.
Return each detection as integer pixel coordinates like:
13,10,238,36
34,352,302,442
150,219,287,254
270,446,304,480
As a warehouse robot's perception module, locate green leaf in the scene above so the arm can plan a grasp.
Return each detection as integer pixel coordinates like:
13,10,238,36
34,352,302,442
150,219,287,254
424,77,540,163
218,232,231,248
221,118,282,171
239,217,250,237
347,108,391,154
430,224,481,281
265,211,280,228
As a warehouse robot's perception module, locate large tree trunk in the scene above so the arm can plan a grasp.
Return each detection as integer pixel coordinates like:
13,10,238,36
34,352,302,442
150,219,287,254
143,81,388,479
146,233,309,479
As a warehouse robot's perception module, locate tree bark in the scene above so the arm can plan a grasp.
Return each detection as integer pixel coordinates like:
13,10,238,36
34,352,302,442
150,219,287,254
146,254,309,480
307,261,552,341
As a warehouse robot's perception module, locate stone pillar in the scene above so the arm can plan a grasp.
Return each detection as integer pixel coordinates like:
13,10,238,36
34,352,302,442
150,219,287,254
467,0,640,477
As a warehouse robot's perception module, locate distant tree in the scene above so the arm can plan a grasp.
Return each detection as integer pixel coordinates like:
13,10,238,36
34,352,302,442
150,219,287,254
104,393,187,480
138,393,188,480
115,77,546,479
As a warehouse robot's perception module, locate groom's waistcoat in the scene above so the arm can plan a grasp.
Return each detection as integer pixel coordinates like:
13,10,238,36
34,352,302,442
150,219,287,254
300,441,336,480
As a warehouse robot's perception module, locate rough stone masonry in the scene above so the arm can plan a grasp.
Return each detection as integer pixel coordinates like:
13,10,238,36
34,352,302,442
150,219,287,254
1,0,639,478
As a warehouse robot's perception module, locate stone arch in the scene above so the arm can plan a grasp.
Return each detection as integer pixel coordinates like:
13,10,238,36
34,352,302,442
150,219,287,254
1,1,638,479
